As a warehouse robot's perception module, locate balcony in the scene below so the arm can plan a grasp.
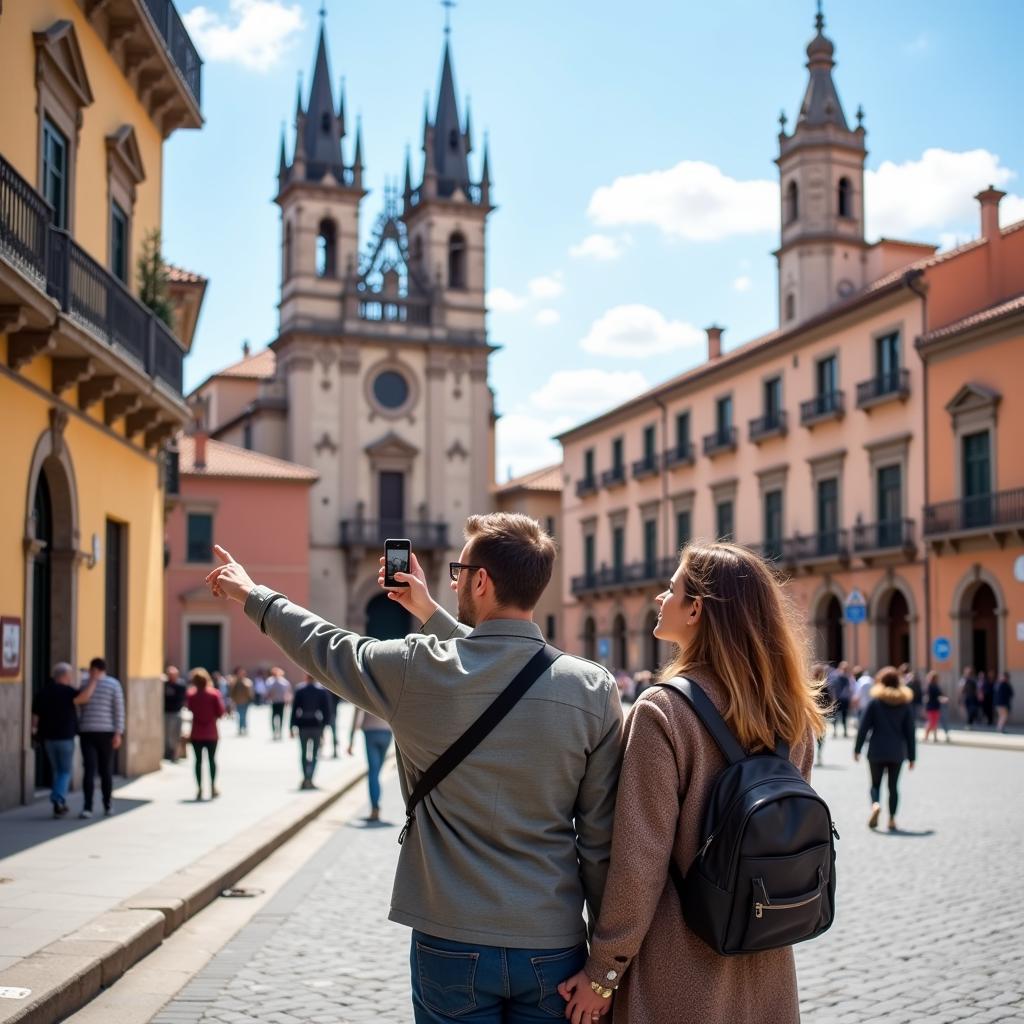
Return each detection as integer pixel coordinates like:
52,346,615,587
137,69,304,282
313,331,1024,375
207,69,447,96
749,410,788,443
601,465,627,489
782,529,850,567
702,425,738,457
663,443,695,470
571,556,677,596
339,519,450,551
853,518,916,561
750,540,785,564
576,476,598,499
856,369,911,410
632,454,660,480
800,390,845,427
923,489,1024,547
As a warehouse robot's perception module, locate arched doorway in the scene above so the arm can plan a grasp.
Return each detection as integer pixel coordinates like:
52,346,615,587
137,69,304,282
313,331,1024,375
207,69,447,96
816,594,844,666
582,616,596,661
883,590,910,668
969,584,998,675
642,609,661,671
364,594,411,641
612,613,628,672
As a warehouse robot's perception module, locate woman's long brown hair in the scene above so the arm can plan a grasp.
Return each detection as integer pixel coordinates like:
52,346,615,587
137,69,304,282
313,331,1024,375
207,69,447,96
658,541,826,750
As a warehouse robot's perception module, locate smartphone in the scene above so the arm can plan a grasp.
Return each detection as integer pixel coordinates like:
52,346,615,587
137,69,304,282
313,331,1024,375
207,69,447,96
384,538,412,588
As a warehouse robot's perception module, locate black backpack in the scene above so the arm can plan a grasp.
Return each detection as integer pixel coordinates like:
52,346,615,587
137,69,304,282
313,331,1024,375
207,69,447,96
659,678,838,956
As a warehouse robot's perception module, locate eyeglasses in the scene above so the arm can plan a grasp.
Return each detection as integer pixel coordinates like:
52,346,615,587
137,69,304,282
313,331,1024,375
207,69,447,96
449,562,485,582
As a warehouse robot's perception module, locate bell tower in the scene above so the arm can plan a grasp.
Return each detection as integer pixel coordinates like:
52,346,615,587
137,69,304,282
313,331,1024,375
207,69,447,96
775,3,867,326
276,14,365,334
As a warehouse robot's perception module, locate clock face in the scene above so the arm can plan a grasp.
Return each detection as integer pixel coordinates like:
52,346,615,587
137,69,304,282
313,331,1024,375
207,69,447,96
837,278,855,298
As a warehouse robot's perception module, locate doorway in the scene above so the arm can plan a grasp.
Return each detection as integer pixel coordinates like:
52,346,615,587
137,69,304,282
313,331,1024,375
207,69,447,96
884,590,911,667
365,594,411,641
969,584,998,675
379,471,404,536
31,473,53,787
819,595,844,666
187,623,222,675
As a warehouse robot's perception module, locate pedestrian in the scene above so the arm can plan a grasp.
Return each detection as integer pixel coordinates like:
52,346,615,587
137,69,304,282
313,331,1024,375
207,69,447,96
76,657,125,818
252,669,267,706
186,667,225,800
923,670,949,743
854,665,916,832
229,666,254,736
902,664,924,723
995,672,1014,733
213,670,230,712
631,669,652,701
557,541,825,1023
979,670,995,726
854,665,874,721
958,667,979,728
827,660,852,737
291,672,331,789
163,664,186,762
348,706,393,820
30,662,97,817
205,513,622,1023
266,666,291,740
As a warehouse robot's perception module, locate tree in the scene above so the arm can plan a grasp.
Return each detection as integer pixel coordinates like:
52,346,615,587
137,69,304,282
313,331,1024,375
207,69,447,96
137,229,173,327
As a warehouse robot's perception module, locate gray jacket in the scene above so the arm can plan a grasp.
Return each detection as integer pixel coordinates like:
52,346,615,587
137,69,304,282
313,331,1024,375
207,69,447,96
244,585,623,948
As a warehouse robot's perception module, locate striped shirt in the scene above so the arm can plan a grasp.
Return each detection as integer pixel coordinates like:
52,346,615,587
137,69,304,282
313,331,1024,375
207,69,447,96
78,675,125,734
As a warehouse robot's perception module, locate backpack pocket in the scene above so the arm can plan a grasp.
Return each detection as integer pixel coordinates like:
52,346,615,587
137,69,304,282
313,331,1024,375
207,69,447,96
737,843,830,952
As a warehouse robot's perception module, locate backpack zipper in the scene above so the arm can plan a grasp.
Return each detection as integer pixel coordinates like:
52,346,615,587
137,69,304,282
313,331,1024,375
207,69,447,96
753,877,822,919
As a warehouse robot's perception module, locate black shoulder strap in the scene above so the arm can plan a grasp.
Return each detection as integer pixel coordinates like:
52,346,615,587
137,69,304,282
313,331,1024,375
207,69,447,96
657,677,746,765
398,643,562,845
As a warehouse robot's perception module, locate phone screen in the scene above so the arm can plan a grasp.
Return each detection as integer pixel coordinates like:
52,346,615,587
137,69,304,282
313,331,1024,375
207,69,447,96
384,538,411,588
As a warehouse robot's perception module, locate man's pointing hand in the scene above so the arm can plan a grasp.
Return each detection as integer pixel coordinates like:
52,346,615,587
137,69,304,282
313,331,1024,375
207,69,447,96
205,544,255,604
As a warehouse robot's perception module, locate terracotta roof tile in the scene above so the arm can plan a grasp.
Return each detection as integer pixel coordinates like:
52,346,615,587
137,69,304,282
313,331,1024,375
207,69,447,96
493,464,563,494
918,293,1024,346
165,262,206,285
177,435,318,481
215,347,277,380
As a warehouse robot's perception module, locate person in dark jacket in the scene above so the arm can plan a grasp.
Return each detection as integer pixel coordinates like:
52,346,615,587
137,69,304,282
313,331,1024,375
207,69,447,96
979,670,995,726
290,673,332,789
163,665,186,761
855,665,916,831
959,667,980,728
995,672,1014,733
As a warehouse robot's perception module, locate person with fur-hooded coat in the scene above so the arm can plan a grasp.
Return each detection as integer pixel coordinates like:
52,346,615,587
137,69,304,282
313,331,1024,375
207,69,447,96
854,665,916,831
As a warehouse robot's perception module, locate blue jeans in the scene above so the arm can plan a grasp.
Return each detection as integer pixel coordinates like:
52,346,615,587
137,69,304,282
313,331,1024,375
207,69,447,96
237,703,250,732
363,729,392,810
44,738,75,807
411,931,586,1023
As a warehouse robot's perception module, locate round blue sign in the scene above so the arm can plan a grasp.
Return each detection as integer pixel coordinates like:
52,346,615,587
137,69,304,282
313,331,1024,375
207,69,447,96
933,636,951,661
844,604,867,625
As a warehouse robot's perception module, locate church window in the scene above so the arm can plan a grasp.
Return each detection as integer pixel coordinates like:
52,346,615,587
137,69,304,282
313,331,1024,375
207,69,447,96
284,222,293,279
838,177,852,218
321,111,331,134
786,181,799,224
316,218,337,278
412,235,423,267
373,370,409,410
448,231,466,289
785,292,796,321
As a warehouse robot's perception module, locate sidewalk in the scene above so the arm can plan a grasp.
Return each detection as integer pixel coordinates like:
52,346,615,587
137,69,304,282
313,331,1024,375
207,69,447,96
914,721,1024,753
0,704,369,1024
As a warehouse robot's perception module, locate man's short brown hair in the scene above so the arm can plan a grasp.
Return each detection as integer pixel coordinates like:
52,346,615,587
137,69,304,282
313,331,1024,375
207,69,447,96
464,513,556,611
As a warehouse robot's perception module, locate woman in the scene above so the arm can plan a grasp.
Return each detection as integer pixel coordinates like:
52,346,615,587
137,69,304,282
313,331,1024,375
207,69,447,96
853,666,915,832
229,666,254,736
923,670,946,743
994,672,1014,733
347,707,393,821
559,542,824,1024
186,667,225,800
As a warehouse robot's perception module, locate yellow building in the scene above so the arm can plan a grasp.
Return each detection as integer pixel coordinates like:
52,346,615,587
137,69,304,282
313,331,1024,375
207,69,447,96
0,0,203,808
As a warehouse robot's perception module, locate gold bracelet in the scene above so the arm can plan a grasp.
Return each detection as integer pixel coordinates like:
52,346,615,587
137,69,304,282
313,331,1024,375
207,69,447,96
589,981,614,999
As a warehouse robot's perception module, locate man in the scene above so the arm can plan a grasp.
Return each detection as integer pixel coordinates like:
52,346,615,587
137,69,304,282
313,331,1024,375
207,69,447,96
163,665,186,761
854,665,874,721
229,666,254,736
827,660,853,737
206,513,622,1023
31,662,97,817
77,657,125,818
290,672,331,789
266,667,292,740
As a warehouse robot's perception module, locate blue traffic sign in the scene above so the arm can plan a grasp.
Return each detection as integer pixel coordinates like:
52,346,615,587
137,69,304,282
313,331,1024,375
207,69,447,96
933,636,951,661
597,638,610,661
844,589,867,625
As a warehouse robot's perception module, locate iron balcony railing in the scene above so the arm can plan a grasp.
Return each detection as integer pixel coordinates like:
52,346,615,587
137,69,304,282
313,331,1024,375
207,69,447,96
663,443,695,469
576,476,598,498
749,409,788,442
702,425,738,456
339,519,450,550
141,0,203,106
856,368,910,408
601,465,627,488
632,454,660,479
571,556,677,595
923,489,1024,536
800,390,845,426
853,517,916,553
0,154,185,395
783,528,850,563
357,296,431,325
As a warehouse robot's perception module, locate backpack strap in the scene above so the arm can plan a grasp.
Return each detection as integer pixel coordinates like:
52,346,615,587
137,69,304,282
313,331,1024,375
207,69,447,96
657,677,746,765
397,643,562,845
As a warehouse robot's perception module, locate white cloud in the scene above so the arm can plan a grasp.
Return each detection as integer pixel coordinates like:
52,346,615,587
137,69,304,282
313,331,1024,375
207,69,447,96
487,287,527,313
495,412,571,480
1002,192,1024,227
569,233,625,261
183,0,304,71
528,273,565,299
580,305,704,359
535,309,561,326
866,148,1021,240
529,368,650,419
587,160,777,241
733,275,752,293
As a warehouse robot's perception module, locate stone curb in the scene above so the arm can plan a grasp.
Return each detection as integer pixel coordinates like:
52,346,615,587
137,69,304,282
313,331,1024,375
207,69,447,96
0,768,367,1024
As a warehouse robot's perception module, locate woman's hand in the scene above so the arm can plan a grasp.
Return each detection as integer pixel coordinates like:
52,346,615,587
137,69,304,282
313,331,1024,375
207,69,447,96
557,970,612,1023
377,552,438,624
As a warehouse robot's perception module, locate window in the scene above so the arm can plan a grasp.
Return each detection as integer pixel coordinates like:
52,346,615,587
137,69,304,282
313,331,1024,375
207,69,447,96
786,180,799,223
875,331,900,380
584,533,596,577
816,354,838,397
186,512,213,563
316,218,336,278
643,519,657,575
110,201,128,282
763,489,783,557
643,424,656,463
716,395,733,435
545,516,556,538
611,437,624,473
962,430,992,528
448,232,467,288
763,376,782,421
545,614,556,641
284,222,293,279
785,293,796,322
612,525,625,577
676,509,691,550
816,478,839,552
877,465,902,546
583,448,595,482
43,117,69,229
716,500,734,542
242,422,253,451
675,411,690,452
372,370,409,410
838,177,852,218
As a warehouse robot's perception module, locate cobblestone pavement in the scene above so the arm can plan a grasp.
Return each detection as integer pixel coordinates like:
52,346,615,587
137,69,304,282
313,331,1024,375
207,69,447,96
154,734,1024,1024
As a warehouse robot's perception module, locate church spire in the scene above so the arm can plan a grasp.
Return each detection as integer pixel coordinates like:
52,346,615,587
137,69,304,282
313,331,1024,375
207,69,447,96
402,145,413,207
352,115,364,190
302,20,346,178
794,1,849,131
427,39,471,198
479,132,491,206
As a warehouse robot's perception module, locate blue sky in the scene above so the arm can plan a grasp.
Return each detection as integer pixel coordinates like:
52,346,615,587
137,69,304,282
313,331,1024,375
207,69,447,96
167,0,1024,478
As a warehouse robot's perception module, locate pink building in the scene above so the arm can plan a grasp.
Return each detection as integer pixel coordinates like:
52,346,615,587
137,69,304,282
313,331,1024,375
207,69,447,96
165,433,317,675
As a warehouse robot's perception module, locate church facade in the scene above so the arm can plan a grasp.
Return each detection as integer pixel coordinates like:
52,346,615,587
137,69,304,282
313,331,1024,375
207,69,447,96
193,23,496,637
